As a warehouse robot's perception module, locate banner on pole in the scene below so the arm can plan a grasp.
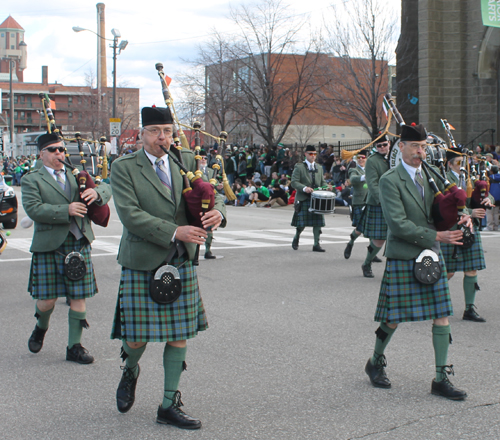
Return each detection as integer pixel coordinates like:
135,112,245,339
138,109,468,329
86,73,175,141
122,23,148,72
481,0,500,27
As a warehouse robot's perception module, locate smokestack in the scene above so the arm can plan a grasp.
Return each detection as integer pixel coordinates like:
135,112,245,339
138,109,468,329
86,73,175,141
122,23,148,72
96,3,107,90
42,66,48,86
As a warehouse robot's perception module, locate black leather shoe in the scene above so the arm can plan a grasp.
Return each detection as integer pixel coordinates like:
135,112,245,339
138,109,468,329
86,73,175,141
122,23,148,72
292,237,299,250
431,365,467,400
204,251,216,259
66,343,94,364
344,242,353,259
463,305,486,322
362,263,374,278
28,325,48,353
365,356,391,388
157,391,201,430
372,255,383,263
117,365,140,413
312,245,325,252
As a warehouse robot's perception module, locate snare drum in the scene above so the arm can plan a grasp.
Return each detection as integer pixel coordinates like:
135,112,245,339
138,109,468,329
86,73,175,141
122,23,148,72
309,190,335,214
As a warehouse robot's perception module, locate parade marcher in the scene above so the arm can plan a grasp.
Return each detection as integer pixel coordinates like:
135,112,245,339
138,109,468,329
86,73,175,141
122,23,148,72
343,149,370,274
364,123,470,400
22,133,111,363
198,149,219,259
487,165,500,231
110,107,226,429
291,145,327,252
441,149,493,322
355,135,391,276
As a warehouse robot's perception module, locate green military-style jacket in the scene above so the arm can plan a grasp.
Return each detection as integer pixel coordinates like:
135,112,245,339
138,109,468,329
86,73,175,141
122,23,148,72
22,165,112,252
365,152,389,206
111,148,226,271
348,164,368,206
380,162,446,260
291,161,326,202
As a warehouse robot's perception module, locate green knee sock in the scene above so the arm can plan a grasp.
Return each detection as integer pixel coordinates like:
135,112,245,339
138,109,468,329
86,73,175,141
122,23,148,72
162,344,187,408
122,342,146,378
364,241,382,266
432,324,451,381
294,227,304,240
205,232,213,253
371,323,397,363
463,275,478,308
349,230,359,245
313,227,321,246
68,309,87,349
35,304,54,330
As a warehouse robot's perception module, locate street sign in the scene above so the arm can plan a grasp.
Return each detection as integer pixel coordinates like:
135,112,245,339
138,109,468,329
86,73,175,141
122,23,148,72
110,118,121,137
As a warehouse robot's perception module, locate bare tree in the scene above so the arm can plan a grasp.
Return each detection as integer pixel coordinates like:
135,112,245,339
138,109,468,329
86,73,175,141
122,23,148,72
286,112,322,147
321,0,398,138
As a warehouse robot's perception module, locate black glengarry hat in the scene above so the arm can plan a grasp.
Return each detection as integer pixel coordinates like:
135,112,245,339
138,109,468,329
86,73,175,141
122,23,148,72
446,147,462,161
37,132,61,151
141,107,173,126
400,123,427,142
305,145,317,152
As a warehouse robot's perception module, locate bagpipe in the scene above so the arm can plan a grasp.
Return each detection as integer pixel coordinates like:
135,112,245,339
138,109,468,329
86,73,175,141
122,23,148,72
383,94,473,252
39,93,110,227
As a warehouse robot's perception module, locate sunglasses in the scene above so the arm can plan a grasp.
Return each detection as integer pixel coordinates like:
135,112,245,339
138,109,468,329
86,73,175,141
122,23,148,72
43,146,66,153
358,155,366,159
306,152,317,156
376,142,389,148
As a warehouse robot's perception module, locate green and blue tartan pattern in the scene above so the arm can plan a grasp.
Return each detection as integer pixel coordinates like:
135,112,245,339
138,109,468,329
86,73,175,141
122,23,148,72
28,235,97,300
351,205,365,228
374,252,453,324
291,199,325,228
441,227,486,273
358,205,388,240
111,256,208,342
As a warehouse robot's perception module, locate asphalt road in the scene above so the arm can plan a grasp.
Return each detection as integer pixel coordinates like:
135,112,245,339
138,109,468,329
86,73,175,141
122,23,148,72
1,187,500,440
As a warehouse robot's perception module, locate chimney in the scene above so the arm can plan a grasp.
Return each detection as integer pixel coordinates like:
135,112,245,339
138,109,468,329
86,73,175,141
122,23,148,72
42,66,48,85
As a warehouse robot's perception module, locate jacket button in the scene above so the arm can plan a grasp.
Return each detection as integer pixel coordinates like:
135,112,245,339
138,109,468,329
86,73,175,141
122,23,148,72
421,236,424,239
414,241,418,244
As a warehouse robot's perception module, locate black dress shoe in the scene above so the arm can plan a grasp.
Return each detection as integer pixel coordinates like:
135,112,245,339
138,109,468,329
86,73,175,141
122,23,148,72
431,378,467,400
463,305,486,322
117,365,140,413
28,325,48,353
157,391,201,430
292,237,299,250
312,245,325,252
362,263,374,278
372,255,383,263
365,356,391,388
344,242,353,259
204,251,216,259
66,343,94,364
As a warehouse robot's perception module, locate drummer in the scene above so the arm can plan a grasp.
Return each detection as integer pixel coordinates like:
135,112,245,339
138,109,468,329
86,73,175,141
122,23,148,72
343,148,370,275
291,146,328,252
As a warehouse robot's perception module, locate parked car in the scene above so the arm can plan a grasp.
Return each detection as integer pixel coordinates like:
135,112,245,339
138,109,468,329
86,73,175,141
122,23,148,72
0,174,18,229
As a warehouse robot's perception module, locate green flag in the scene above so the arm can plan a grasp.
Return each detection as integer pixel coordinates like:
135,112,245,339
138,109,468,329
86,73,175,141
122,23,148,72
481,0,500,28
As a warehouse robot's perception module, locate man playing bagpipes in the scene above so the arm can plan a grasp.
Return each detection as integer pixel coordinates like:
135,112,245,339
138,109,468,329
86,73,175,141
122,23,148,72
110,107,226,429
441,148,494,322
356,134,391,277
22,133,112,364
291,145,327,252
364,123,471,400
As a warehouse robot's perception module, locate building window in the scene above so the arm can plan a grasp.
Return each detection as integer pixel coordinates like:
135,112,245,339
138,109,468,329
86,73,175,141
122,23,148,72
19,95,25,103
14,111,18,119
20,111,25,119
341,134,345,138
68,112,73,119
14,95,18,104
68,96,73,105
118,97,123,105
78,113,82,120
332,134,336,138
11,33,15,38
11,45,14,50
78,97,82,104
0,33,4,37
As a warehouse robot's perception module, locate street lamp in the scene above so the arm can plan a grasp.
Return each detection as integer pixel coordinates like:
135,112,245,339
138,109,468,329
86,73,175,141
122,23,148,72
72,26,128,119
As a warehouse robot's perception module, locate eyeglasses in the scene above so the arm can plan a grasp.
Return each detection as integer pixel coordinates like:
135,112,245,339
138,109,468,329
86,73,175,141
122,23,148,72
306,152,317,156
376,142,389,148
43,146,66,153
358,155,366,159
144,127,172,137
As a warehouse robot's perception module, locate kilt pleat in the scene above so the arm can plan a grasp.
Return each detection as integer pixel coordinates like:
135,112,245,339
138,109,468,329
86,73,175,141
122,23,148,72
441,227,486,273
28,235,97,300
111,256,208,342
351,205,365,228
358,205,388,239
291,199,325,228
374,252,453,324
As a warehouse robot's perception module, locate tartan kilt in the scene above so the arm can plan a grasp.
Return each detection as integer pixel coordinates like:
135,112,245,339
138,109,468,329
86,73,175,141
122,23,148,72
358,205,387,240
291,199,325,228
441,227,485,273
111,256,208,342
28,235,97,300
374,252,453,324
351,205,365,228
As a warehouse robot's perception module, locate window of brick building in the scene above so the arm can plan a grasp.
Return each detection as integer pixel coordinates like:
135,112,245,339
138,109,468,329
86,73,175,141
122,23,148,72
20,111,25,119
14,111,18,119
119,97,123,105
68,96,73,106
68,112,73,119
